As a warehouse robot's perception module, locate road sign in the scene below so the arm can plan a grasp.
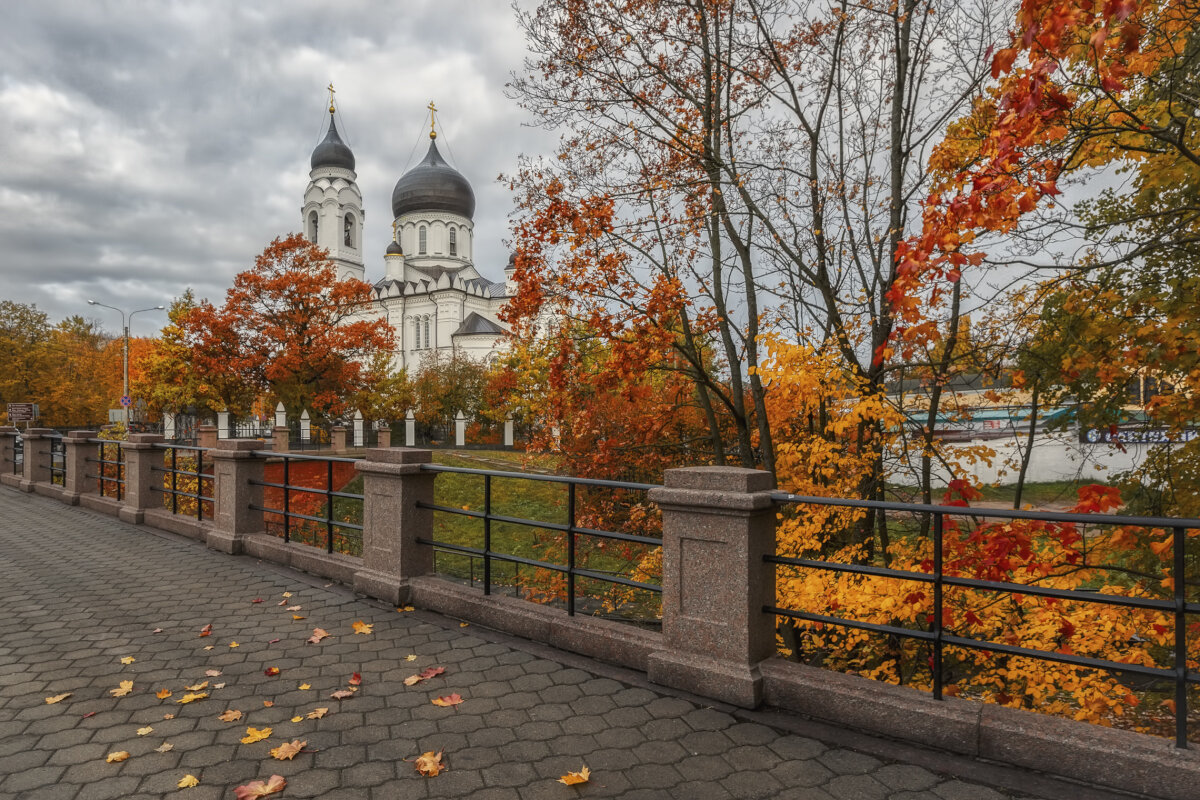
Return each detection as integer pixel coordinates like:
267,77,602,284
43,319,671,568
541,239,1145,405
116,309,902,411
6,403,37,422
120,395,133,408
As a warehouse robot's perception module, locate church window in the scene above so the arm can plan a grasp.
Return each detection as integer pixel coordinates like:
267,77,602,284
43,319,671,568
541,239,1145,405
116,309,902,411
344,214,354,247
308,211,318,241
449,228,457,256
425,317,431,348
419,226,427,255
413,319,420,349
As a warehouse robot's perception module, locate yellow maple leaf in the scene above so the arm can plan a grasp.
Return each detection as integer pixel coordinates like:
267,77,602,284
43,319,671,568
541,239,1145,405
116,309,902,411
298,683,311,690
177,774,199,788
177,692,208,704
352,620,373,635
405,655,417,662
120,656,136,665
459,622,469,628
105,751,130,763
290,716,303,723
136,726,153,736
44,693,71,704
155,688,172,699
269,739,306,760
413,749,446,777
305,707,328,719
228,641,240,648
397,605,415,612
241,726,273,744
558,765,590,786
184,681,209,691
292,615,306,620
282,592,293,598
218,709,243,722
110,681,134,698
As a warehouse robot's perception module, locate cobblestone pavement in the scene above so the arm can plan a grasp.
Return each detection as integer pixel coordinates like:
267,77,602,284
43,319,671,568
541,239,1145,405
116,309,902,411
0,489,1108,799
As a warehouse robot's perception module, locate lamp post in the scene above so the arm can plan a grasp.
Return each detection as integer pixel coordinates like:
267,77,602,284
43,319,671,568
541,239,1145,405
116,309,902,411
87,301,165,429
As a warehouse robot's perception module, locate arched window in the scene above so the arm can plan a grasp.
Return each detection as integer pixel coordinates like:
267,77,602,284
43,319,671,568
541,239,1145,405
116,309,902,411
413,318,420,349
308,211,318,241
425,317,431,348
344,214,354,247
449,228,457,256
419,226,427,255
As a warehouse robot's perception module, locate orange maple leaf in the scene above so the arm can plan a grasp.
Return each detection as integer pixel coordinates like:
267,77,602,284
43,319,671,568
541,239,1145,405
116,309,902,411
413,750,446,777
269,740,306,761
233,775,287,799
431,693,464,708
559,765,591,785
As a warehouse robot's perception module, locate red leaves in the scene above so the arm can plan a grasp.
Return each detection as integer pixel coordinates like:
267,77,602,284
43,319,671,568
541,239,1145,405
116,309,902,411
198,624,212,638
991,46,1019,78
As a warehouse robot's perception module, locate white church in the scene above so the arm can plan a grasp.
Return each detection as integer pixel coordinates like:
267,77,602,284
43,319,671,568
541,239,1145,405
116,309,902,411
301,100,511,370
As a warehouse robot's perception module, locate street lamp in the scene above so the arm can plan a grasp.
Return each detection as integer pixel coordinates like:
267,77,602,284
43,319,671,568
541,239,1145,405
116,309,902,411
87,301,166,429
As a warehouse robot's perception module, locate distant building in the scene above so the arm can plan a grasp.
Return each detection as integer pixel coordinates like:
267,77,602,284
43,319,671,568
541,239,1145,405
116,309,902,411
302,99,511,371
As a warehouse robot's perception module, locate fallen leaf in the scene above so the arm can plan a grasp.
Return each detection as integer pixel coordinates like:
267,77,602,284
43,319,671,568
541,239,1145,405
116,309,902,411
178,774,199,788
290,716,303,723
398,605,415,612
277,600,287,606
233,775,287,799
162,714,175,720
403,675,422,686
155,742,174,752
213,682,226,689
177,692,208,704
264,667,280,677
185,681,209,691
203,645,214,651
330,689,355,700
431,693,463,708
405,666,445,686
352,621,373,635
298,683,311,691
205,669,222,677
240,726,272,744
229,642,240,648
286,605,302,612
82,711,96,719
252,598,263,604
405,655,417,662
349,672,362,686
120,656,136,665
152,627,163,633
305,707,328,719
199,623,212,637
282,592,292,598
110,681,134,698
268,638,280,644
262,700,274,707
558,766,590,786
45,693,72,704
306,628,330,644
218,710,244,722
413,750,446,777
105,751,130,763
459,622,469,628
136,726,153,736
292,615,306,621
269,739,306,760
156,689,172,699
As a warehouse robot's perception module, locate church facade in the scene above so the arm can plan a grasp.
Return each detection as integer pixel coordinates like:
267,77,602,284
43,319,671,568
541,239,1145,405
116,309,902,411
302,103,512,372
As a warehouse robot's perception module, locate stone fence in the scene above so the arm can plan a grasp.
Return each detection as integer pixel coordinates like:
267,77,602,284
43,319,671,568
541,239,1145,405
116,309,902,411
0,426,1196,799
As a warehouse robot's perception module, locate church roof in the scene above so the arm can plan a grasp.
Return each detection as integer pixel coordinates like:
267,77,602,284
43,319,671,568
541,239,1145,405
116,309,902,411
386,239,404,256
391,139,475,220
454,312,506,337
311,112,355,171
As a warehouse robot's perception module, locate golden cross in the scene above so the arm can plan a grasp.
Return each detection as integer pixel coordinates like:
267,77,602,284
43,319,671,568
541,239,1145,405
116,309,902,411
427,101,437,139
328,83,336,114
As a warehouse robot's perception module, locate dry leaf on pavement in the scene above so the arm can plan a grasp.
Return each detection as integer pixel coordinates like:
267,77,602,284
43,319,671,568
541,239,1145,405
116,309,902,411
262,700,275,707
290,716,303,723
105,751,130,763
404,666,445,686
298,683,311,690
233,775,287,799
184,681,208,691
269,739,306,760
286,605,302,611
431,693,463,708
413,750,446,777
198,623,212,637
264,667,280,677
136,726,153,736
240,726,272,744
330,689,355,700
291,615,305,620
352,621,373,635
405,655,417,662
228,641,240,648
306,707,328,719
349,672,362,686
177,774,199,788
558,766,591,786
155,689,172,699
306,628,330,644
110,681,134,698
155,743,174,753
176,692,208,704
44,693,71,704
120,656,135,665
282,592,292,598
218,710,243,722
205,669,222,677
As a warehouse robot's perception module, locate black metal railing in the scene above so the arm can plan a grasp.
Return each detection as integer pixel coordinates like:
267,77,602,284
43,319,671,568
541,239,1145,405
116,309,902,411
765,493,1200,748
43,435,65,486
86,440,124,499
231,420,271,439
151,444,213,520
11,436,22,474
248,451,363,555
287,422,334,452
416,464,662,620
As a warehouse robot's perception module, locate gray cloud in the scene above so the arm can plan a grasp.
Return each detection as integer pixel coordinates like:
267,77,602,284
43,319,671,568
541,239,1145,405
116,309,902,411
0,0,553,335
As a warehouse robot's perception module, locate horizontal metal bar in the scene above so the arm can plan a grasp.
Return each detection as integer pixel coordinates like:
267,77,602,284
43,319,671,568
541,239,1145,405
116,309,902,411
247,479,363,501
151,465,213,477
419,502,662,546
422,463,659,491
249,505,363,531
250,450,359,463
766,606,937,642
421,538,661,592
85,474,125,483
151,487,212,502
152,444,209,452
772,492,1200,530
768,555,935,584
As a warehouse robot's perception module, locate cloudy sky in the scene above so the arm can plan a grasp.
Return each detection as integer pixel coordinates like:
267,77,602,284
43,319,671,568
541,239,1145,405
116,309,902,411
0,0,553,336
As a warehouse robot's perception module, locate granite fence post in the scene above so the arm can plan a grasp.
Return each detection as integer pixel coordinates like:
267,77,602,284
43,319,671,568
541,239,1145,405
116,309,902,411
272,426,289,453
62,430,99,505
0,427,16,482
205,439,266,554
377,426,392,449
332,426,348,453
646,466,777,708
353,448,435,605
19,428,55,492
198,425,217,449
118,433,166,524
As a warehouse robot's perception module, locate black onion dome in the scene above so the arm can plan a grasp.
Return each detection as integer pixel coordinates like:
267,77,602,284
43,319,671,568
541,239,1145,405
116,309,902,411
391,140,475,219
386,239,404,255
310,113,355,171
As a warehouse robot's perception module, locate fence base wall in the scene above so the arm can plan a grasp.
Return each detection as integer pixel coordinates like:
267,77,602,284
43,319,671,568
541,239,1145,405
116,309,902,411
78,494,122,517
143,508,210,541
0,473,21,490
759,658,1200,800
648,650,763,709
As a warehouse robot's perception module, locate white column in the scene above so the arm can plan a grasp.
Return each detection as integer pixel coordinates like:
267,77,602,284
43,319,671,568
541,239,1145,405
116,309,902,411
217,410,230,439
455,411,466,448
405,409,416,447
300,409,311,443
353,410,364,447
504,415,514,448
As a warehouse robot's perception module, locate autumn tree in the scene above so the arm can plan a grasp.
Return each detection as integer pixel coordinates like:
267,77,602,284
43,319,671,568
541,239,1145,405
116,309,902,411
132,291,228,415
182,234,394,419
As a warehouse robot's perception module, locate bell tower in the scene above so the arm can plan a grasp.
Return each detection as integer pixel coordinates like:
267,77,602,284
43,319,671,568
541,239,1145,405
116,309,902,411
302,85,365,282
